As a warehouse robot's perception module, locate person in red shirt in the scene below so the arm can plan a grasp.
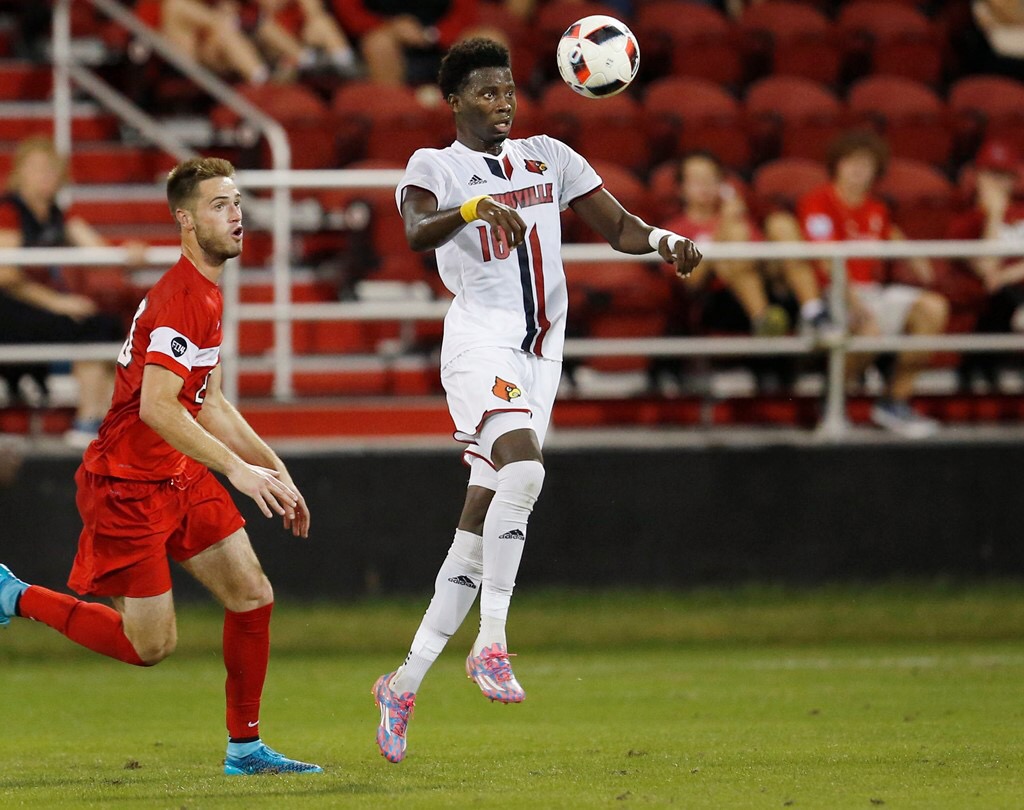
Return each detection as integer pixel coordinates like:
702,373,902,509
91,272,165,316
666,151,790,337
770,130,949,437
0,157,322,776
948,138,1024,388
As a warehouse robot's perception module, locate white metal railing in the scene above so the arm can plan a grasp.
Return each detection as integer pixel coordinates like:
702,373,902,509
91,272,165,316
51,0,293,398
3,238,1024,438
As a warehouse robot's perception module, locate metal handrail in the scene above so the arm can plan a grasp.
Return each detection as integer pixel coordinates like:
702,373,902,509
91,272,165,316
52,0,294,400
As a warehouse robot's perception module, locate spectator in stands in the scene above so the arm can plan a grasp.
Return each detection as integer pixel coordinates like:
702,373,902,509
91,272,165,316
333,0,507,86
136,0,272,84
0,137,142,447
248,0,361,80
948,138,1024,388
765,130,949,438
973,0,1024,60
666,151,791,338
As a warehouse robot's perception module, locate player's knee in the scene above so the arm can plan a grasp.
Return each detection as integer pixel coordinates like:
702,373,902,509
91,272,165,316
496,459,545,511
133,631,177,665
233,574,273,612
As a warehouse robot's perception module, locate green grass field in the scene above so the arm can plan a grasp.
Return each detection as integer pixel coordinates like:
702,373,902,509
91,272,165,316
2,584,1024,809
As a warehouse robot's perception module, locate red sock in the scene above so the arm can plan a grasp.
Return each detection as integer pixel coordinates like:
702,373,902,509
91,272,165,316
223,603,273,740
17,585,146,666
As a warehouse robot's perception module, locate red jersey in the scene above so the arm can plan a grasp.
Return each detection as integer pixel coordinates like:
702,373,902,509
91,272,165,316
797,183,892,284
83,256,223,481
947,202,1024,257
665,210,763,290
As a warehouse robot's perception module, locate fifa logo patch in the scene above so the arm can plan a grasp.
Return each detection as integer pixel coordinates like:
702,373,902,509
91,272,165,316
492,376,522,401
524,159,547,174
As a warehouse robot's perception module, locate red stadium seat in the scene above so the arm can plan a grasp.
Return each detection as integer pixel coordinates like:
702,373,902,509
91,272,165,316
540,82,649,172
635,1,744,88
745,76,846,162
645,77,751,172
739,0,842,86
875,158,955,240
948,75,1024,158
331,82,452,165
562,160,647,244
210,84,334,170
752,158,829,215
535,1,624,84
847,75,954,168
838,1,945,85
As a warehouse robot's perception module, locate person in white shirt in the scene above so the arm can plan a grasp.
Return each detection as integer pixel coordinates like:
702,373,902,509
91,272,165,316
372,38,702,764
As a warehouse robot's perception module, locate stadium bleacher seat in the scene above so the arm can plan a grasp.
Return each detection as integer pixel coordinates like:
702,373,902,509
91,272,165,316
540,82,649,173
738,0,842,86
562,160,648,245
847,75,954,169
644,76,751,172
745,76,846,163
876,157,955,240
839,0,945,86
948,75,1024,158
635,1,744,88
331,82,452,166
751,157,829,215
210,83,334,170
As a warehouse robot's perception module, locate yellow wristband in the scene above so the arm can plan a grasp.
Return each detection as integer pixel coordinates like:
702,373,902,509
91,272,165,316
460,195,490,223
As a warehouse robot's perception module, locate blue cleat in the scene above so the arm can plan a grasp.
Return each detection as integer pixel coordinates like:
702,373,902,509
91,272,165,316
223,743,323,776
0,564,28,628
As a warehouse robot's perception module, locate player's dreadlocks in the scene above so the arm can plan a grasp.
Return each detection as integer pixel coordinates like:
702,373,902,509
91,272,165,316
438,38,511,99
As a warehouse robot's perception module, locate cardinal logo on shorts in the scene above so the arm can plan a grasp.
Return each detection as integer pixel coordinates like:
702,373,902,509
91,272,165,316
492,376,522,401
524,160,548,175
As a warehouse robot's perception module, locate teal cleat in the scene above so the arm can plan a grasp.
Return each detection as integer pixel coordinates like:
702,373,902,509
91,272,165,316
223,743,323,776
0,564,28,628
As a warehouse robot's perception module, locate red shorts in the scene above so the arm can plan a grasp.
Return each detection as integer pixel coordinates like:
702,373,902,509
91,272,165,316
68,464,246,598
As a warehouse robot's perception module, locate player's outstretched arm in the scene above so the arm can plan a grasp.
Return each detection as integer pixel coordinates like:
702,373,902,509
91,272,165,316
195,366,310,537
139,364,302,531
571,188,702,278
401,186,526,252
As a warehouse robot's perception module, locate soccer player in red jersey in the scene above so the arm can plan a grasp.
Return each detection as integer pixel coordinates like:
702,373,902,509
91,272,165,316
0,157,322,776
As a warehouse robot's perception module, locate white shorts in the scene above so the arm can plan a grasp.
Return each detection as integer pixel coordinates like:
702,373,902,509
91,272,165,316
441,346,561,474
853,282,925,336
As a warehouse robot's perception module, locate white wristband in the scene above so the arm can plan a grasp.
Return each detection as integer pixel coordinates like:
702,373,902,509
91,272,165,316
648,228,684,253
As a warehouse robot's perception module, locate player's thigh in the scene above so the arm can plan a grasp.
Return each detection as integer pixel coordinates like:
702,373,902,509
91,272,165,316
181,528,272,613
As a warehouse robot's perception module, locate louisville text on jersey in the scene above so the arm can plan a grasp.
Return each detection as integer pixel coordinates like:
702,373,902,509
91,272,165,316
489,183,554,211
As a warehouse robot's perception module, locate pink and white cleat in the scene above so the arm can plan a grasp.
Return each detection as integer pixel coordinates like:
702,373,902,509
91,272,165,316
373,671,415,763
465,643,526,703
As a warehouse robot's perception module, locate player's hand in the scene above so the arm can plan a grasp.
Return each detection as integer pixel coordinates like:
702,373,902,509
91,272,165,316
227,462,299,522
476,197,527,249
51,293,99,320
276,468,311,539
659,235,702,279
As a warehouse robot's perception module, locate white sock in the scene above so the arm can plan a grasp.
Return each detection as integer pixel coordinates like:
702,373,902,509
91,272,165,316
475,460,545,655
801,298,825,321
390,530,483,694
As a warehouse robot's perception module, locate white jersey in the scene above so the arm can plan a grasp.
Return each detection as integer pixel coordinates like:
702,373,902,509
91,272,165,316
396,135,602,367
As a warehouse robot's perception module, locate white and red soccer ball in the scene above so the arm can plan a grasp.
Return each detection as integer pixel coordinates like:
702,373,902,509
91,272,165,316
556,15,640,99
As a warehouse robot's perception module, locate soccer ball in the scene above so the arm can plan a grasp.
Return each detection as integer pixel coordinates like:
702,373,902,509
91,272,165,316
556,15,640,99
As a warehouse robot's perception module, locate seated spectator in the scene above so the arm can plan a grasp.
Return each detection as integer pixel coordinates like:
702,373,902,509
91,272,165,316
136,0,272,84
948,138,1024,388
973,0,1024,59
333,0,506,86
0,137,142,447
766,130,949,438
248,0,361,80
666,151,791,338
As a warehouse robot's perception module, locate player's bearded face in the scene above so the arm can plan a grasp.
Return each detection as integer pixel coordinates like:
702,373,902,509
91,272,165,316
192,177,243,262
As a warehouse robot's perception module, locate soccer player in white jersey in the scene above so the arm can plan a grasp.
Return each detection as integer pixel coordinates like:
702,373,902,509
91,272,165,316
373,38,702,763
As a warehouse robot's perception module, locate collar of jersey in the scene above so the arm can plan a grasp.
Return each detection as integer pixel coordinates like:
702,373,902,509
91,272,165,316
451,139,510,161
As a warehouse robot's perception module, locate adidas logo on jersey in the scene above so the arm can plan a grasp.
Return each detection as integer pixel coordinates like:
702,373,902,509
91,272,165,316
498,529,525,541
468,175,486,185
448,575,477,589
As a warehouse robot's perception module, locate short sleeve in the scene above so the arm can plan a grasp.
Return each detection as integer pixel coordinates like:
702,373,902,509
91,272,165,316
396,148,455,213
543,136,602,210
144,291,213,378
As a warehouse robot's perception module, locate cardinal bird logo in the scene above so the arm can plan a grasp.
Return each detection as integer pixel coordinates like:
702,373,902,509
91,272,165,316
524,160,548,174
492,376,522,401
